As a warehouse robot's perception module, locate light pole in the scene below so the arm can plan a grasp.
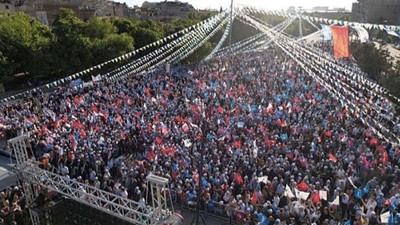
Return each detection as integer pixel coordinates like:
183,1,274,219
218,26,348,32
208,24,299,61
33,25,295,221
229,0,233,46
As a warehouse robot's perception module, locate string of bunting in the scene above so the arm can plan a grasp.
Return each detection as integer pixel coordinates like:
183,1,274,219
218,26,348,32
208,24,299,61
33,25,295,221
0,10,229,103
304,44,400,104
127,15,228,79
216,16,294,57
106,12,229,81
242,12,399,144
244,7,400,31
245,11,400,110
168,18,230,64
213,16,295,58
214,33,266,57
105,11,228,80
204,12,234,61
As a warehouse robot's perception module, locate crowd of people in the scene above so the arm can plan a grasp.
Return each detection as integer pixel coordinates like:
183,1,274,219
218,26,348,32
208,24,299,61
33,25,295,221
0,185,26,225
1,47,400,225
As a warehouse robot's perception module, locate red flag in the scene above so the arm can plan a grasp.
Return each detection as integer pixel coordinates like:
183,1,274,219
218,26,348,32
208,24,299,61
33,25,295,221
79,129,86,139
161,147,168,155
116,115,123,126
91,105,99,113
145,87,152,98
297,180,309,191
383,150,389,165
331,26,350,59
312,191,320,204
361,155,369,167
191,104,200,116
217,106,223,113
182,123,190,133
155,137,163,145
328,153,338,163
146,150,155,160
72,120,84,129
168,147,176,156
74,96,84,104
99,110,108,121
120,130,126,139
127,98,133,105
370,138,378,146
251,190,258,204
69,134,77,151
234,140,241,148
154,114,160,123
325,130,332,138
235,173,243,184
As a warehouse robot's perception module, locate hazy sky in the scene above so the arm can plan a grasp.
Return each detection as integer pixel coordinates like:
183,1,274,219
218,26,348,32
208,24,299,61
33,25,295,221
120,0,357,11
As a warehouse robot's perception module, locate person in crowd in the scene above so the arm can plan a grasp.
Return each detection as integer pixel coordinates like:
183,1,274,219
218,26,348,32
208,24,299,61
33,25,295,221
0,47,399,225
0,185,26,225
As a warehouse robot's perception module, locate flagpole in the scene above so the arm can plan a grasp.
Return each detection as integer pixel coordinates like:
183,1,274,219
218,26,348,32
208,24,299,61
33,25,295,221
190,115,208,225
229,0,233,46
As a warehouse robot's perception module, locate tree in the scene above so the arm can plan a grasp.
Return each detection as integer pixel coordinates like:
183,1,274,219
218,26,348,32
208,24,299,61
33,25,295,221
51,9,133,78
182,41,214,64
133,27,161,48
91,33,134,64
83,17,118,39
351,42,393,81
0,12,52,85
110,17,138,35
382,60,400,98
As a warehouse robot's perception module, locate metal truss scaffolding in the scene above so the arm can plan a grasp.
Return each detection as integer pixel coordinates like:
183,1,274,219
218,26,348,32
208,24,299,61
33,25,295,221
9,135,178,225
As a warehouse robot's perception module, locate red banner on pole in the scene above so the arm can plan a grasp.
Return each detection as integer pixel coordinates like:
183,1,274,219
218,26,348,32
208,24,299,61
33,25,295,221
331,26,350,59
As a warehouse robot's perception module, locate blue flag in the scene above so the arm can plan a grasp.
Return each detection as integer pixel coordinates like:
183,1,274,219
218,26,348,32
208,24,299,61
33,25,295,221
354,189,363,199
321,24,332,41
257,213,269,225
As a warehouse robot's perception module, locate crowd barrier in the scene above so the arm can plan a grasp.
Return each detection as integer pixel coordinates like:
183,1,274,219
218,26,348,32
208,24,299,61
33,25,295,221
168,189,248,225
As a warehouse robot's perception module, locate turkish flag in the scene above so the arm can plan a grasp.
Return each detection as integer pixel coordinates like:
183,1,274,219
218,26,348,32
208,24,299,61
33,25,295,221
234,140,241,148
370,138,378,146
235,173,243,184
312,191,320,203
328,153,338,163
331,26,350,59
297,180,309,191
155,137,163,145
251,190,258,204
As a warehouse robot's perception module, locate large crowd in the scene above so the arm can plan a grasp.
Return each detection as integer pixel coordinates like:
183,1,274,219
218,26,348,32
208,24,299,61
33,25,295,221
1,47,400,225
0,185,26,225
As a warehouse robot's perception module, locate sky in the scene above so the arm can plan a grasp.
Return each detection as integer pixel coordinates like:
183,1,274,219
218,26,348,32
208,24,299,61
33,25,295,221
120,0,358,11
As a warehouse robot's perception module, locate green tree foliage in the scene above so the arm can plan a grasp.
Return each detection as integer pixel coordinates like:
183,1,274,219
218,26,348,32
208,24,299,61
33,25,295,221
0,9,218,91
224,19,260,47
182,41,214,65
382,60,400,98
109,17,138,35
0,12,52,84
51,9,134,78
350,42,400,99
351,42,393,81
0,9,134,88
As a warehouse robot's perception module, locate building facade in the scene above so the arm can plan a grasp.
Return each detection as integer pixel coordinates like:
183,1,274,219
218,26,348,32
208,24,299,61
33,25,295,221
0,1,15,12
140,0,196,21
352,0,400,25
82,0,129,17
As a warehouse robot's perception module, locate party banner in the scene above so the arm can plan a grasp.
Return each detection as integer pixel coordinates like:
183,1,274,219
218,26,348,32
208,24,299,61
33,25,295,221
331,26,350,59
